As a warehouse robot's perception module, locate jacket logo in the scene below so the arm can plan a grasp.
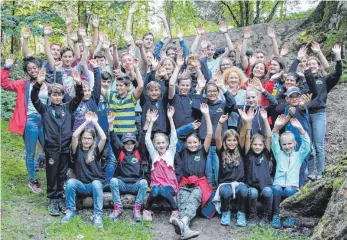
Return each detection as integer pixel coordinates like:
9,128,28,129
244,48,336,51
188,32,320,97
131,158,139,163
216,108,223,113
48,158,54,165
316,80,323,85
193,155,201,161
190,100,192,105
61,111,65,117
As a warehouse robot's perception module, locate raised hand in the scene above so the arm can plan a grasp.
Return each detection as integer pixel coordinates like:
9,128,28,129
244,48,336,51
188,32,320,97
167,106,175,119
91,112,98,124
196,75,206,92
89,15,99,28
200,103,209,115
111,38,118,48
78,26,86,38
162,30,169,39
151,58,159,70
288,106,296,117
246,107,255,122
98,32,105,43
102,36,110,50
135,39,143,48
244,27,252,39
297,46,308,60
310,41,321,53
299,93,312,109
113,69,122,78
84,37,92,47
72,68,81,85
219,114,229,124
65,12,74,26
128,45,136,57
233,42,242,52
148,109,159,122
249,53,257,66
197,23,205,35
129,0,138,15
176,48,183,56
267,26,276,39
123,34,133,45
176,55,184,67
177,29,184,39
43,23,52,36
215,74,224,89
290,118,303,130
22,26,31,39
332,44,342,60
133,58,139,69
37,67,46,84
160,51,167,59
274,114,287,129
212,69,222,82
89,59,98,68
280,45,289,56
270,70,284,80
249,78,264,92
191,120,201,130
238,109,248,123
107,111,115,124
219,21,228,33
200,35,208,49
68,31,78,43
259,108,268,120
85,111,93,123
5,55,14,68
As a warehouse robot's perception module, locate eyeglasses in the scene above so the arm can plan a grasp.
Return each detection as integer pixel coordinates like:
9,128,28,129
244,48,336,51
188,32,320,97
288,94,300,99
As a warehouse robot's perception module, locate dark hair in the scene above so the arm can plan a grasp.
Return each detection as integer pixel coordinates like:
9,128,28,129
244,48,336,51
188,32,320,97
48,83,65,96
250,61,268,81
60,47,74,57
116,75,131,86
142,32,154,40
186,132,200,142
101,71,112,81
23,56,41,73
266,56,287,80
94,51,106,59
166,46,177,54
79,127,97,164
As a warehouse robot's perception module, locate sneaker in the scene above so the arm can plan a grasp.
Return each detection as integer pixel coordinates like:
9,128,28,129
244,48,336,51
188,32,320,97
93,215,103,228
28,179,43,194
110,204,123,221
221,210,231,226
248,213,257,227
143,209,153,222
259,213,270,226
180,224,200,240
48,199,60,216
172,218,184,235
316,174,323,180
236,211,247,227
272,215,281,229
307,174,316,181
58,198,67,214
61,209,76,223
169,210,179,223
133,204,142,222
283,217,296,228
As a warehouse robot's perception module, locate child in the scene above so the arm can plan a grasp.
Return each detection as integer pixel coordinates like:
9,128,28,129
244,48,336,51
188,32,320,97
271,116,311,228
171,103,212,240
108,112,148,222
62,112,107,228
241,107,273,226
31,67,84,216
213,114,248,227
143,107,179,223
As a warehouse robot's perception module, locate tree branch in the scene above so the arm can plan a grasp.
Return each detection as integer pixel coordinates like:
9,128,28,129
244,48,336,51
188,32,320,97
253,0,260,24
265,0,281,23
239,1,244,27
245,0,250,26
220,1,241,27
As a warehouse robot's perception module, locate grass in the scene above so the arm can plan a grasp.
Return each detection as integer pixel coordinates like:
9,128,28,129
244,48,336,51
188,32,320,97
1,121,154,240
245,226,309,240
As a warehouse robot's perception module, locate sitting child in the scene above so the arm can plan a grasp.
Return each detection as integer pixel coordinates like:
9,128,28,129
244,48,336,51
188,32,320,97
62,112,107,228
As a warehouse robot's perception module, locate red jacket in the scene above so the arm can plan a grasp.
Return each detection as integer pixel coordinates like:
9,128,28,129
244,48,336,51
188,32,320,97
1,69,28,135
179,176,212,207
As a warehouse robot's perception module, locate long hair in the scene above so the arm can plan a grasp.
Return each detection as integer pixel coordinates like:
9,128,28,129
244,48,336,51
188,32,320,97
265,56,287,82
79,127,97,164
221,129,241,167
307,56,327,77
155,57,176,79
250,61,267,83
153,132,169,150
250,133,266,151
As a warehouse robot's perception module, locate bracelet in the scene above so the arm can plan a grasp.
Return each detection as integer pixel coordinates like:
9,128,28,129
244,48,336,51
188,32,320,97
247,128,252,131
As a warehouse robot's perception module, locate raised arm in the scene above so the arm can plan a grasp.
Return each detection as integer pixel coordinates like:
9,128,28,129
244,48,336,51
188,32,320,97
311,41,329,70
240,27,251,70
216,114,228,150
31,68,47,115
88,59,102,104
103,36,113,67
90,14,100,49
201,103,212,152
168,55,183,99
326,44,343,92
158,11,172,50
72,112,92,153
68,68,84,112
259,108,271,151
239,108,254,154
145,109,159,156
21,27,31,57
124,1,137,46
133,61,144,99
177,29,189,58
43,23,55,69
219,21,233,58
267,26,280,56
190,24,204,54
91,112,107,152
135,40,148,71
1,56,23,91
112,39,120,70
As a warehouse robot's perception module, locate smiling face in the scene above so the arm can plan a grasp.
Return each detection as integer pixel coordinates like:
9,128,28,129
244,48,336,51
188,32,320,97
229,51,236,64
186,134,200,152
285,93,301,106
269,60,281,74
101,79,111,90
205,46,215,58
167,49,176,60
252,63,266,78
143,34,154,49
224,135,238,151
227,72,241,92
308,59,319,75
51,44,61,60
206,84,219,102
124,140,136,152
178,79,191,95
116,81,128,97
61,50,74,67
147,86,161,101
49,92,64,105
81,132,94,150
251,137,265,154
146,51,154,65
95,57,106,69
122,54,134,71
220,58,232,72
256,52,266,62
163,59,174,75
280,134,296,153
83,84,91,100
26,62,40,79
284,75,297,89
153,134,169,155
246,89,258,107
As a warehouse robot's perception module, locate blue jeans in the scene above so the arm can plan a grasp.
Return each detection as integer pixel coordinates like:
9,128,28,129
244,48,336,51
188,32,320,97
206,146,219,188
299,152,311,186
248,187,273,215
65,178,104,216
308,112,326,176
219,183,248,212
146,185,178,210
272,185,298,215
109,178,148,205
24,113,44,179
105,139,117,183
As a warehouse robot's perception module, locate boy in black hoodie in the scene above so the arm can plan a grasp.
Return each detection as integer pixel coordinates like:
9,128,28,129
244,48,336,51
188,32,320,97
31,68,84,216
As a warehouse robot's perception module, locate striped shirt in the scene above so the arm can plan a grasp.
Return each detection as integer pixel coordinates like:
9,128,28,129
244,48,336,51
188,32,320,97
106,91,137,133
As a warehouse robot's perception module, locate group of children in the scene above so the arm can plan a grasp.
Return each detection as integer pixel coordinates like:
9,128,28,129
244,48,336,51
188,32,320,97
1,3,343,239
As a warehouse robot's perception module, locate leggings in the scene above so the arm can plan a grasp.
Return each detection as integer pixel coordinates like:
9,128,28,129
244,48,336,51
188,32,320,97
145,185,178,210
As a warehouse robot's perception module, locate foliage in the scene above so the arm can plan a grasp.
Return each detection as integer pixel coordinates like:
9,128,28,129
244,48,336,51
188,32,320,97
245,226,309,240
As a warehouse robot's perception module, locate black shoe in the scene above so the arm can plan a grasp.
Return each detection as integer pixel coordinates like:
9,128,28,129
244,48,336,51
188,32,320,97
48,199,60,216
58,198,67,214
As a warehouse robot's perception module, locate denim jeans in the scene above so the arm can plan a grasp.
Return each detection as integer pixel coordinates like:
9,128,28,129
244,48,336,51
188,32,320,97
248,187,273,215
146,185,178,210
24,113,44,179
65,178,104,216
206,146,219,189
219,183,248,213
272,185,298,215
109,178,148,205
308,112,326,176
105,139,117,183
299,152,311,186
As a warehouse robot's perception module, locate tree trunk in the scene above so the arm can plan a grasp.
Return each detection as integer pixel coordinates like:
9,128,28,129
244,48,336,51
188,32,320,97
253,0,260,24
245,0,250,26
220,1,241,27
239,1,244,27
265,1,281,23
